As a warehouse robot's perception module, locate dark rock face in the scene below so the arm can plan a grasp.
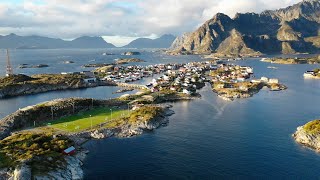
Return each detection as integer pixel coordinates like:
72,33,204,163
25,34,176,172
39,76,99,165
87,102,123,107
171,0,320,56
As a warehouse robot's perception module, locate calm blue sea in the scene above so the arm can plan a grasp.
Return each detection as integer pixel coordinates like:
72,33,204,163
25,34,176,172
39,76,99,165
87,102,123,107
0,49,320,178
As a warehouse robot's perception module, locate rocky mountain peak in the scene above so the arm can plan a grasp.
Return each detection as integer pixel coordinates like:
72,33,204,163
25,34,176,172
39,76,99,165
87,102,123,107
169,0,320,56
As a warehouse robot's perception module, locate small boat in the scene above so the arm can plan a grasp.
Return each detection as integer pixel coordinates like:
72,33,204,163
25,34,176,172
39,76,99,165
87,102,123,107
267,66,278,69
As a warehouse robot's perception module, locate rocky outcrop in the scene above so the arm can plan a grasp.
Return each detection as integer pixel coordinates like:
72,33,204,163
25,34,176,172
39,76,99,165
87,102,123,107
293,125,320,152
117,106,175,137
170,0,320,56
115,58,145,64
122,52,141,56
13,164,31,180
33,151,86,180
277,21,302,41
214,29,262,57
0,151,86,180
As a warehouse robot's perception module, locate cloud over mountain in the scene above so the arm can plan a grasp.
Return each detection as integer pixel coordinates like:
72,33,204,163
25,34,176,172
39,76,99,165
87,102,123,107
0,0,302,40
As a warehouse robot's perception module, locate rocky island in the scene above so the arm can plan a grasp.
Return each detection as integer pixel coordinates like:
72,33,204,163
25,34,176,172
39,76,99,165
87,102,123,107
19,64,49,68
304,69,320,79
0,74,99,98
210,64,286,100
115,58,145,64
122,51,141,56
293,119,320,152
261,56,320,64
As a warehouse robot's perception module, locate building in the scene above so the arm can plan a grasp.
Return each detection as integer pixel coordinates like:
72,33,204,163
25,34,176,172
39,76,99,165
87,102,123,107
261,77,269,82
84,77,97,83
269,78,279,84
81,71,95,77
63,146,76,155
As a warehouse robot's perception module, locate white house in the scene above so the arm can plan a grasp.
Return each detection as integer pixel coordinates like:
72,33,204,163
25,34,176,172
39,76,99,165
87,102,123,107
84,77,97,83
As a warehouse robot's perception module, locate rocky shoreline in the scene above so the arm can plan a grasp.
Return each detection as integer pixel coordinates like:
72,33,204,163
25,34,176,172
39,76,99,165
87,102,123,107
0,149,88,180
0,96,179,179
293,120,320,152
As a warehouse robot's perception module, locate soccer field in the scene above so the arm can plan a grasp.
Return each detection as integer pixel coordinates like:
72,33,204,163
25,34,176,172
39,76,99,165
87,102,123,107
47,107,129,133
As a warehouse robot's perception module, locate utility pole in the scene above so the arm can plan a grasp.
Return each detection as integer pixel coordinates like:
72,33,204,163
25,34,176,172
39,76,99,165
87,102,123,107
51,106,54,121
6,49,13,77
90,115,92,130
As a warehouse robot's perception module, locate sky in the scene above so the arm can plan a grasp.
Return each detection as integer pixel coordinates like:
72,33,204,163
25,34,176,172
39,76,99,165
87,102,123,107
0,0,302,46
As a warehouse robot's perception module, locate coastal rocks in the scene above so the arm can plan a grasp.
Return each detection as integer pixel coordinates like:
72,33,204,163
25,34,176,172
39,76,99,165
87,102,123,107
102,52,114,56
0,168,12,180
13,164,31,180
117,105,174,138
33,152,86,180
63,61,75,64
293,126,320,152
18,64,49,69
90,130,105,139
121,52,141,56
115,58,145,64
82,63,113,68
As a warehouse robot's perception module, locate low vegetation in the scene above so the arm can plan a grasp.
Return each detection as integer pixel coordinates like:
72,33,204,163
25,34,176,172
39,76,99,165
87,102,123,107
0,132,73,172
262,56,320,64
303,120,320,135
104,106,163,129
0,74,86,89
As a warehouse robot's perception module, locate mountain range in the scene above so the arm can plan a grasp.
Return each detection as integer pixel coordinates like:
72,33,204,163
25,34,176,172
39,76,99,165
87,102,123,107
122,34,176,48
0,33,115,49
0,33,176,49
169,0,320,57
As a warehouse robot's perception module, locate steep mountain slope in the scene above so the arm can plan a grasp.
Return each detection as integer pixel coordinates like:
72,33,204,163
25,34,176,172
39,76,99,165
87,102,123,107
123,34,176,48
170,0,320,56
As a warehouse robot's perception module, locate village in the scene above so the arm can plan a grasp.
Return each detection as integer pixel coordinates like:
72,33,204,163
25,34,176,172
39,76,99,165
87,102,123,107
209,63,286,100
57,59,286,100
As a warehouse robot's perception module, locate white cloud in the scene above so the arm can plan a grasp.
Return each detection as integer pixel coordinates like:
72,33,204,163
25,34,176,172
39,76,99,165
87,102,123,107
0,0,302,43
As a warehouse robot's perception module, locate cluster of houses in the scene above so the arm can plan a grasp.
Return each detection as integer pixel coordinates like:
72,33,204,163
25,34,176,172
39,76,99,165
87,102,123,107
61,71,97,83
211,64,254,83
211,64,280,91
100,64,178,83
145,62,215,94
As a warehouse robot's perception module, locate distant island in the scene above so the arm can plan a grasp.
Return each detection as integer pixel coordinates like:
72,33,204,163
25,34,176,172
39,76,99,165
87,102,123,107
122,51,141,55
261,56,320,64
0,33,115,49
169,0,320,57
123,34,176,49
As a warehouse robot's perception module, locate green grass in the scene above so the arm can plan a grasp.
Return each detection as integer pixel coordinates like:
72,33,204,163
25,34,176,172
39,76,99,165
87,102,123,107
47,107,129,132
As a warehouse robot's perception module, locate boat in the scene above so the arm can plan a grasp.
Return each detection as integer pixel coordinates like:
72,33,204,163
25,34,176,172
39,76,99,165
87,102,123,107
267,66,278,69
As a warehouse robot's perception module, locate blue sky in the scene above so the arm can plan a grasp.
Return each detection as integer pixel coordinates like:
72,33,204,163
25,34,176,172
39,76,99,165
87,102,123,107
0,0,301,46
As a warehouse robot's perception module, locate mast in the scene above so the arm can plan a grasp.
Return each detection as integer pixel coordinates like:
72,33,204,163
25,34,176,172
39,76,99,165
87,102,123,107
6,49,13,77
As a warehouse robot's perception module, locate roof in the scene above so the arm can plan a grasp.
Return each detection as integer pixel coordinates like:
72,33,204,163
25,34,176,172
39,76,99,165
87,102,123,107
64,146,76,153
